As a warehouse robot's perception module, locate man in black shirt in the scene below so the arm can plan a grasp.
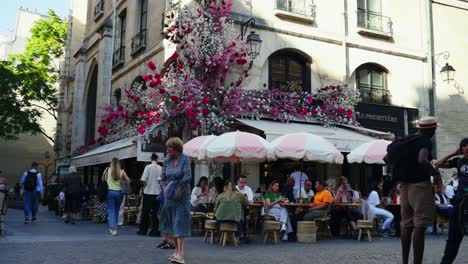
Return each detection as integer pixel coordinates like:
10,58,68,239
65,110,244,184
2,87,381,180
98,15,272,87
436,138,468,264
399,116,438,264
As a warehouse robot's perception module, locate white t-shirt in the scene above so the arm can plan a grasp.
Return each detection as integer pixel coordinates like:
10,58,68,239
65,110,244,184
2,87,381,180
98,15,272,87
141,163,162,195
445,185,455,199
367,190,380,208
236,185,254,202
290,171,308,190
295,187,314,199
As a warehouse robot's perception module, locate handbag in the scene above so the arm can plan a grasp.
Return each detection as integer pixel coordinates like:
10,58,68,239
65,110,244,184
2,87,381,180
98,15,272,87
164,181,186,201
121,179,131,195
97,168,109,203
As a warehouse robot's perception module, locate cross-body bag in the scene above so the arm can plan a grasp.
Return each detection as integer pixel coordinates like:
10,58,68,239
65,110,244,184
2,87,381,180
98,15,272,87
97,168,109,202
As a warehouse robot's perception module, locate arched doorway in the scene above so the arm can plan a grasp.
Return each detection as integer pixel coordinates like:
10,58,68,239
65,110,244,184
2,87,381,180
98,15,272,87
85,66,98,143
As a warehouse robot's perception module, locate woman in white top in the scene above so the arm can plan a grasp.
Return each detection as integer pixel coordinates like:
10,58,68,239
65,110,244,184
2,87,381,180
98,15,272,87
190,176,209,213
367,183,394,234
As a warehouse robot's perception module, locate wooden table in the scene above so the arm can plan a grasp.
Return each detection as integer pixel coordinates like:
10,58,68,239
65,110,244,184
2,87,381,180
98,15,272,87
281,203,309,207
335,203,360,207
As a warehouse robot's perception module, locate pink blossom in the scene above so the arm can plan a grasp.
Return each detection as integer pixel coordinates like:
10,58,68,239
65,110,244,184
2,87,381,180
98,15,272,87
236,59,247,65
202,97,209,104
202,108,209,115
171,51,179,60
143,74,153,81
138,124,146,134
147,61,157,71
134,96,141,103
337,108,344,114
171,95,179,102
159,88,166,94
145,118,152,125
346,110,353,118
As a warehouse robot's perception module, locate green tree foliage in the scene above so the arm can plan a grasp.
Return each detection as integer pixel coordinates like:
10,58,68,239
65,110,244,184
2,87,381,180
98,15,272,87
0,10,67,142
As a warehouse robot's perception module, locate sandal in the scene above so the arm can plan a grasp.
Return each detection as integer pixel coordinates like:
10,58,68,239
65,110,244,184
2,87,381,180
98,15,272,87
157,240,167,248
171,255,185,264
161,242,176,249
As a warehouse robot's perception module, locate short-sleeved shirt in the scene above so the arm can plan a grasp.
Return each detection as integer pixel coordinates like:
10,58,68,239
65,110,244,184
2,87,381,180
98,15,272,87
367,190,381,207
313,190,332,205
141,163,162,195
265,192,282,203
404,134,433,183
448,157,468,195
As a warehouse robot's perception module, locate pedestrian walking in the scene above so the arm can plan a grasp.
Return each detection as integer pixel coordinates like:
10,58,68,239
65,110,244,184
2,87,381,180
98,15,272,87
386,116,438,264
137,153,162,236
101,158,130,236
435,138,468,264
159,137,192,264
20,162,43,224
63,166,82,224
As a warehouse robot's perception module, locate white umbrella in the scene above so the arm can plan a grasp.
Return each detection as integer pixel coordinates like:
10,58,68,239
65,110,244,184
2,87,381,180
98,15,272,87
206,131,274,162
183,135,218,160
270,132,344,164
347,139,391,164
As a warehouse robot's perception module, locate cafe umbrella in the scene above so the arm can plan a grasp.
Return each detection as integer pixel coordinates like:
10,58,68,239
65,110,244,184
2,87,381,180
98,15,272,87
347,139,391,164
270,132,344,197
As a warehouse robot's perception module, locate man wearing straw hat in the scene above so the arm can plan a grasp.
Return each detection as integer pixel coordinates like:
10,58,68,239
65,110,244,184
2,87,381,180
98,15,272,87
395,116,438,264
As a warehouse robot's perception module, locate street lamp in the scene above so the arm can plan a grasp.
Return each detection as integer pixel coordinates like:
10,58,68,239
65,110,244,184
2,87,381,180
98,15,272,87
240,18,262,59
440,62,456,82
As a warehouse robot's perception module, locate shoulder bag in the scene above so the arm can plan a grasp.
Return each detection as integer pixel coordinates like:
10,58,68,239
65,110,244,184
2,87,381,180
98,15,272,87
97,168,109,202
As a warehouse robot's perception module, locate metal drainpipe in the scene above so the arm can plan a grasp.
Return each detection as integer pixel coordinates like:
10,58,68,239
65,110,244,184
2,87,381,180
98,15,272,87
427,0,437,155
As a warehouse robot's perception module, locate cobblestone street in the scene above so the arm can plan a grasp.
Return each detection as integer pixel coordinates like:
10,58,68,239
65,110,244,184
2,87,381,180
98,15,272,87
1,207,467,264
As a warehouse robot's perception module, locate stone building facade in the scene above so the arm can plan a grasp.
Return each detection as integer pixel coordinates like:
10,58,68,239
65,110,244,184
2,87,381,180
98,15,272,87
56,0,467,187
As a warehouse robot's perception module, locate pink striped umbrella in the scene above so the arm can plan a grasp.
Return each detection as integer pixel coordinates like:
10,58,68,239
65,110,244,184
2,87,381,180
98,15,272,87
347,139,391,164
206,131,274,162
183,135,218,160
270,132,344,164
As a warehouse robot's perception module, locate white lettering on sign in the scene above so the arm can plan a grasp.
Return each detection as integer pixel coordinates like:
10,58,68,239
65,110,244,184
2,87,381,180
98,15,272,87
358,113,398,123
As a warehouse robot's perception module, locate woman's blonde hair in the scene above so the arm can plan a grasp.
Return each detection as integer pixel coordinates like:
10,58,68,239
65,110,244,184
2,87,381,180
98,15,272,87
109,158,121,181
224,180,235,201
166,137,184,153
267,180,280,193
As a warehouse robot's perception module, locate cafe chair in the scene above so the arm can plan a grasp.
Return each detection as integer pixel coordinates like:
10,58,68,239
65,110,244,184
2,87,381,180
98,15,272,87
315,205,332,240
357,220,373,242
219,222,239,247
204,220,217,244
191,212,206,235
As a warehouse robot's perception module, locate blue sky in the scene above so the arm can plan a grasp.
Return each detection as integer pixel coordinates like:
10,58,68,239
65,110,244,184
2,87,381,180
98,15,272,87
0,0,69,34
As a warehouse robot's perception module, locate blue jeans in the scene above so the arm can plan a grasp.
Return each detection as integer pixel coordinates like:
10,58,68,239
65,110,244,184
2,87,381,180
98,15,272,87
24,191,38,220
106,190,123,229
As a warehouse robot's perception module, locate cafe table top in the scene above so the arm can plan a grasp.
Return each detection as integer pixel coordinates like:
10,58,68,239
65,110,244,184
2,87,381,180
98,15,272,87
281,202,310,207
334,203,360,207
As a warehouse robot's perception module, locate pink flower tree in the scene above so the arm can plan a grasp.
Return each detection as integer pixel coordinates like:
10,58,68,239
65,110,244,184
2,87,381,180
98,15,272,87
98,0,360,143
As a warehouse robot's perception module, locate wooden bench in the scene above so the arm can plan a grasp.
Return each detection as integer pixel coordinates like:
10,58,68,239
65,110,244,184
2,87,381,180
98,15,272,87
357,220,373,242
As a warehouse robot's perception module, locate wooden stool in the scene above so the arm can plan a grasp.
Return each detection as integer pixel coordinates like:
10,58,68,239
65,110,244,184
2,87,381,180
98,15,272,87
357,220,373,242
191,213,205,235
204,220,217,244
263,221,281,244
297,221,317,243
219,223,238,247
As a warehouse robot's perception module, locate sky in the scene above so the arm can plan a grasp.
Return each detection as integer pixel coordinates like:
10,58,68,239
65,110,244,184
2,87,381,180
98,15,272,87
0,0,70,34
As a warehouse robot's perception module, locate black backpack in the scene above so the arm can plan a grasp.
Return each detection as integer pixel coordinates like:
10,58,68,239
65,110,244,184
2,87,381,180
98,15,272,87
24,171,38,191
384,135,422,183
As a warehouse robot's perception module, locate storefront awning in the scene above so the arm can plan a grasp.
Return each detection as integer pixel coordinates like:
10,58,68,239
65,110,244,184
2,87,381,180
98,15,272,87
237,119,391,153
70,137,137,167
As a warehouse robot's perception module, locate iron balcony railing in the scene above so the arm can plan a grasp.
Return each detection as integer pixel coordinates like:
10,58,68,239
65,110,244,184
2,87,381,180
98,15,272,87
359,84,391,104
275,0,316,18
357,9,393,36
112,47,125,68
94,0,105,19
131,29,147,55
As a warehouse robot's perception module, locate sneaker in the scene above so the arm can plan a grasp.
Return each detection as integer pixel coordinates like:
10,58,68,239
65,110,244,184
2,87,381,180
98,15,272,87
156,240,168,248
161,242,175,249
24,220,30,224
170,255,185,264
31,217,37,222
111,229,118,236
282,233,288,241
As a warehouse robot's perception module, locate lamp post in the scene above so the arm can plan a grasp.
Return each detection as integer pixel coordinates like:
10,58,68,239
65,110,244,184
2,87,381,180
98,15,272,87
240,18,262,59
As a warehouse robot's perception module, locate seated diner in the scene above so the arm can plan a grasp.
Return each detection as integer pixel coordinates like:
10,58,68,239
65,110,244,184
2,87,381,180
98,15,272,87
264,180,293,241
303,180,333,221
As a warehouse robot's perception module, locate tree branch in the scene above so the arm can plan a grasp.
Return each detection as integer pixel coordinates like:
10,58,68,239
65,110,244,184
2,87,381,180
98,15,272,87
39,127,55,143
30,103,57,120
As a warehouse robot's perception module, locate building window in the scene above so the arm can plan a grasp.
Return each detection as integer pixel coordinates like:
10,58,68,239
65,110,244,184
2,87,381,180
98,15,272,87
274,0,316,23
269,51,310,93
85,66,98,143
132,0,147,55
94,0,105,20
113,11,126,68
357,0,392,36
356,64,390,104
